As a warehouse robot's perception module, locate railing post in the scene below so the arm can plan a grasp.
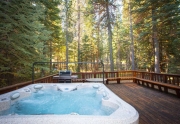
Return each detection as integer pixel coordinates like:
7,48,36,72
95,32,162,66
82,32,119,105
152,73,154,81
163,75,167,83
172,77,175,85
142,72,144,79
94,73,96,78
177,77,180,86
116,72,119,77
105,72,108,78
82,73,85,82
102,62,105,84
133,71,136,83
150,73,153,81
133,71,136,77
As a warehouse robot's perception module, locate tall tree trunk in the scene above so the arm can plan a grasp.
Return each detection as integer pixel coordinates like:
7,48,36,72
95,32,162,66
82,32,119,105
96,18,100,71
97,5,100,64
50,40,52,73
152,7,160,73
65,0,69,70
128,0,135,70
77,0,80,72
116,40,121,70
106,1,114,72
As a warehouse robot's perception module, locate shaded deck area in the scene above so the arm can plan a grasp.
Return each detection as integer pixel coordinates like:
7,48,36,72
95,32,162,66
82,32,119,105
106,82,180,124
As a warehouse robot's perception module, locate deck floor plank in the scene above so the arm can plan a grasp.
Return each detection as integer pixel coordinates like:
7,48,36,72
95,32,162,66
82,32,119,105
106,83,180,124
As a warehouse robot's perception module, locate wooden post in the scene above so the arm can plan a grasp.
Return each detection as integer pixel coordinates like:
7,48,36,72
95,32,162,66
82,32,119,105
105,72,108,78
163,75,167,83
82,73,85,80
117,78,120,84
133,71,136,83
150,73,153,81
142,72,144,79
106,79,109,84
116,71,119,77
94,73,96,78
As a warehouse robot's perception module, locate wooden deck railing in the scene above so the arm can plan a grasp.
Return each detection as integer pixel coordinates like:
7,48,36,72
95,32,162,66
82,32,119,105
0,71,180,95
0,74,57,94
135,71,180,86
72,71,136,79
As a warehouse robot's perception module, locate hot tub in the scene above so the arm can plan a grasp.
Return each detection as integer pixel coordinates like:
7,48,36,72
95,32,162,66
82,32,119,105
0,83,139,124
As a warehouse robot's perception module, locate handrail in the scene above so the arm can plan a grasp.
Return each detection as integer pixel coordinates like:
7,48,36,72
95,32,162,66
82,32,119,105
0,70,180,94
32,61,105,83
0,74,57,94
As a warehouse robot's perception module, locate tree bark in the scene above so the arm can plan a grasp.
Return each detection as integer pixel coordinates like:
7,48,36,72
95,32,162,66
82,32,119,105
50,40,52,73
77,0,80,72
65,0,69,70
116,40,121,70
128,0,135,70
106,1,114,72
152,7,160,73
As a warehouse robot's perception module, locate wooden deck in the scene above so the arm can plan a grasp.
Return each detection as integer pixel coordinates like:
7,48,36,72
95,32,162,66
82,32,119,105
106,82,180,124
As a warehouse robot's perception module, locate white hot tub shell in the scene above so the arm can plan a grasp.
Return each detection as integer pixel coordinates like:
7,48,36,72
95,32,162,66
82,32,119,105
0,83,139,124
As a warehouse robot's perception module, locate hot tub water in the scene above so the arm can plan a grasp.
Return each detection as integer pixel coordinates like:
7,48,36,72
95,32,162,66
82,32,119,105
1,87,115,115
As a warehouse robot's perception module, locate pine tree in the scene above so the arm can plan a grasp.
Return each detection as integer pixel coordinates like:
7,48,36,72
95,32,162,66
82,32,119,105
40,0,62,73
0,0,51,86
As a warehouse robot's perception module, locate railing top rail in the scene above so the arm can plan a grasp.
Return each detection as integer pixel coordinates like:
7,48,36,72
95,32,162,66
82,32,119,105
1,70,180,94
32,61,105,84
0,73,57,92
136,71,180,77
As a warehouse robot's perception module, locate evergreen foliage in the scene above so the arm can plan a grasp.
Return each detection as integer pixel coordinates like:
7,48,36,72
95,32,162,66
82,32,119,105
130,0,180,73
40,0,62,72
0,0,180,87
0,0,52,86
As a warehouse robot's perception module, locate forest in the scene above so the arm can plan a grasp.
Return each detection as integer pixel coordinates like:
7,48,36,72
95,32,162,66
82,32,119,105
0,0,180,87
